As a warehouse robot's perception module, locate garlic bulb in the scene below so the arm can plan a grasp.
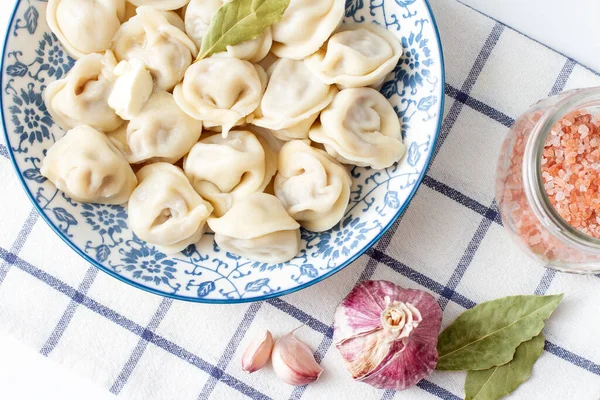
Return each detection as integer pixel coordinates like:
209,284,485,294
333,280,442,390
271,330,324,386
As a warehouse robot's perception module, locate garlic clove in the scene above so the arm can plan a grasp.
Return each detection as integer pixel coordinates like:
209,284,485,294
241,330,274,373
271,331,324,386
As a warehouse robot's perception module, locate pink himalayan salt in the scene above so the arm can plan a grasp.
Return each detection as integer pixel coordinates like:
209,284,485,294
498,108,600,265
541,110,600,239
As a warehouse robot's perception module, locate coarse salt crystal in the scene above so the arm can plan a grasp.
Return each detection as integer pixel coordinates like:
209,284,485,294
529,234,542,245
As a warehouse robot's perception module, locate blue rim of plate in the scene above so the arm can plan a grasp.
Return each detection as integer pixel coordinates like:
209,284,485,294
0,0,445,304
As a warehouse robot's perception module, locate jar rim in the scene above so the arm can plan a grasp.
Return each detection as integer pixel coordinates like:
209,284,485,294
523,87,600,253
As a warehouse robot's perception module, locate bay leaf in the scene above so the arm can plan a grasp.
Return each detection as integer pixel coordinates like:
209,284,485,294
436,294,562,371
465,333,545,400
197,0,290,61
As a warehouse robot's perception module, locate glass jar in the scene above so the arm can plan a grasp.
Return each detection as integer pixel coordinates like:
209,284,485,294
496,87,600,274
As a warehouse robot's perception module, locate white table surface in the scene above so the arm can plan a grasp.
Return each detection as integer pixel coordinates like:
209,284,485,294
0,1,598,399
460,0,600,72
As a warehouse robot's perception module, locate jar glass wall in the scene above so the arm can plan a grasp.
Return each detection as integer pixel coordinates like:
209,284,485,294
496,87,600,274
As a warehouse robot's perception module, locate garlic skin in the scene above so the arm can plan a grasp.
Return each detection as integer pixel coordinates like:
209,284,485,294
241,330,274,373
333,280,442,391
271,331,324,386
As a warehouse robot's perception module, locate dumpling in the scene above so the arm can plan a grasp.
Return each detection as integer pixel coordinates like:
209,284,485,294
47,0,126,59
127,0,190,10
107,90,203,164
249,58,337,141
271,0,344,60
246,125,286,195
183,0,220,41
112,6,197,91
309,88,405,169
128,163,214,254
184,130,277,217
174,58,267,135
155,9,188,31
212,31,273,63
275,140,351,232
185,0,272,62
40,125,137,205
108,59,154,120
208,193,301,263
305,23,403,88
45,51,123,133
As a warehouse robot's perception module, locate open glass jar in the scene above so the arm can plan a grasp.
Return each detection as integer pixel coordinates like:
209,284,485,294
496,87,600,274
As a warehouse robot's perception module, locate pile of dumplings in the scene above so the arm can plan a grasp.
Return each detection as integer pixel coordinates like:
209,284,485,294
40,0,406,264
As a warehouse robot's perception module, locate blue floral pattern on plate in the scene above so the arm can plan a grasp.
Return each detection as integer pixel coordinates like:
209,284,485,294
1,0,444,302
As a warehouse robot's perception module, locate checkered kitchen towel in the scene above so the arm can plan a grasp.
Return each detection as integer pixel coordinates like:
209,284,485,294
1,0,599,399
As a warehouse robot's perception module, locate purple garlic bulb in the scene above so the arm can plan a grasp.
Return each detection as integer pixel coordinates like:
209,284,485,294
333,280,442,390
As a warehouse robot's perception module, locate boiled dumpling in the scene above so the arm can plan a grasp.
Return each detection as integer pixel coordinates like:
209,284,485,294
208,193,301,263
153,9,188,31
124,4,185,24
107,90,203,164
108,59,154,120
185,0,272,62
45,51,123,133
183,0,221,43
127,0,190,10
275,140,351,232
184,130,277,217
246,125,286,196
305,23,403,88
40,125,137,205
309,88,405,169
212,32,273,63
174,58,267,135
271,0,344,60
128,163,214,254
47,0,126,59
249,58,337,141
112,6,197,91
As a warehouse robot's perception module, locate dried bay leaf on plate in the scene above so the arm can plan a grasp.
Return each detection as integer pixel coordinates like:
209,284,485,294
197,0,290,60
436,294,563,371
464,333,545,400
